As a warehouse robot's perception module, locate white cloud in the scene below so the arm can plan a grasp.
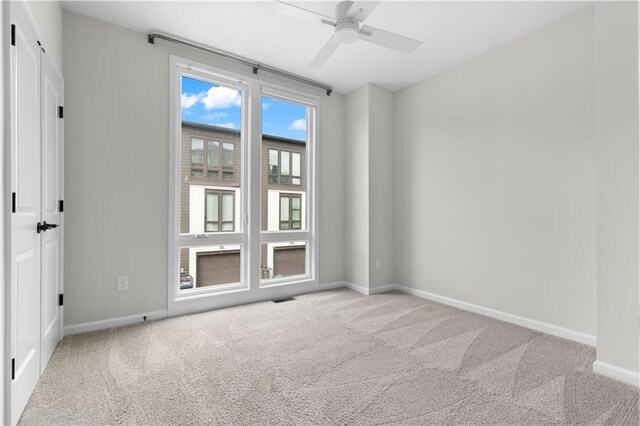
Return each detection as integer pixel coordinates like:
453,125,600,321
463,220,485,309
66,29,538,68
181,93,201,109
201,86,242,110
262,101,273,110
215,122,236,129
202,112,227,120
289,118,306,131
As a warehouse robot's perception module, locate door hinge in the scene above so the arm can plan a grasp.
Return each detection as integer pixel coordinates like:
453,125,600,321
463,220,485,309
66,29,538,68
58,294,64,307
11,359,15,380
59,199,64,212
58,106,64,119
11,192,16,213
10,25,15,46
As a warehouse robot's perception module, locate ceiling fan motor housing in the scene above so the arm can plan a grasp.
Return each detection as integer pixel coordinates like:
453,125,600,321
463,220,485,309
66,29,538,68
334,20,359,45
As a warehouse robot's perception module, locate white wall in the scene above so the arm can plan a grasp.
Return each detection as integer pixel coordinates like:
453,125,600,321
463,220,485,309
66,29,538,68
394,8,597,335
22,1,62,73
368,85,395,288
593,2,639,376
344,85,370,288
62,10,345,326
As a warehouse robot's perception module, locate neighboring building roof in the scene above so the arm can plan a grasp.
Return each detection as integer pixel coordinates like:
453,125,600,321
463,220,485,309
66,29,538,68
182,121,306,145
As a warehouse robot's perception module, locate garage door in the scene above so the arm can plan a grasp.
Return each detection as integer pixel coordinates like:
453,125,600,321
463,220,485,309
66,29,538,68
273,247,306,277
196,250,241,287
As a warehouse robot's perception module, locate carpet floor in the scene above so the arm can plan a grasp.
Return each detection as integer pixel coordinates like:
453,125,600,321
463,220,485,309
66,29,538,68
20,289,639,425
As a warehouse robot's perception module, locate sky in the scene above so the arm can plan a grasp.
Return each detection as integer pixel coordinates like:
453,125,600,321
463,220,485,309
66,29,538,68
181,76,307,141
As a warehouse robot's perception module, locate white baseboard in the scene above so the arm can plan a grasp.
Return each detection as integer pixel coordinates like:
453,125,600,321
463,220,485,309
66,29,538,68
63,310,168,336
63,282,596,352
318,281,349,290
64,282,346,336
593,361,640,387
344,282,371,295
369,283,400,295
385,285,596,347
343,282,400,295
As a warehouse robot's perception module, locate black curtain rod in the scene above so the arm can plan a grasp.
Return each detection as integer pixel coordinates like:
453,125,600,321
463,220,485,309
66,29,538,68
148,33,333,96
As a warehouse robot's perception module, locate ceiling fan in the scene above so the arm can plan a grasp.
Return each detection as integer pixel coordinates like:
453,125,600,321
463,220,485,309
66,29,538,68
271,1,423,67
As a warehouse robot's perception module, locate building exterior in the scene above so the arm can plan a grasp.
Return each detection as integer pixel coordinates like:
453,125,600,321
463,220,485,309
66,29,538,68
179,121,307,289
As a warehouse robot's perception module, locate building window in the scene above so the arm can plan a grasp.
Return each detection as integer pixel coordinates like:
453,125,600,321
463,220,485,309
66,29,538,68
205,190,235,232
223,143,234,179
269,149,301,185
291,152,301,185
191,138,234,180
191,138,204,177
279,194,301,230
206,141,219,178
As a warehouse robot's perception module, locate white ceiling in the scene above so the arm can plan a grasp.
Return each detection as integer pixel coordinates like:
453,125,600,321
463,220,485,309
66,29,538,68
61,1,590,94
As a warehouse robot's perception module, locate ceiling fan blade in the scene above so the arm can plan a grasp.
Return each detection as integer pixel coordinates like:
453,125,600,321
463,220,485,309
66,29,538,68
272,1,335,24
348,1,379,23
358,25,422,54
310,36,340,67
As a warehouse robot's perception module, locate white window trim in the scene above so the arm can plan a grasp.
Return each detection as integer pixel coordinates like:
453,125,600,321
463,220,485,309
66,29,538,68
168,55,320,317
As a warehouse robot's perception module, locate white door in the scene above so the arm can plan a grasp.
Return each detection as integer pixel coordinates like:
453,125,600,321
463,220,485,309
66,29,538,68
39,53,63,374
9,5,42,424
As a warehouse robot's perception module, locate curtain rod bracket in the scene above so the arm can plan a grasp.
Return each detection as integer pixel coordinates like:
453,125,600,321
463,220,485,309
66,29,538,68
147,32,333,96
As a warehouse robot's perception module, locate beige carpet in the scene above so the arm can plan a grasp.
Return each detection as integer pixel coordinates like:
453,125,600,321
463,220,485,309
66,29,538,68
20,289,639,425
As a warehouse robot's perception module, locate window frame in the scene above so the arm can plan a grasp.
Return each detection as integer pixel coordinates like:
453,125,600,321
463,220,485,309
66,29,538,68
190,138,236,181
259,88,317,288
168,55,319,316
204,189,236,233
267,148,302,186
279,193,302,230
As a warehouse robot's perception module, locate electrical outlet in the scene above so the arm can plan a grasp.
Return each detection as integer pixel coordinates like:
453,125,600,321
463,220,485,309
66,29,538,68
116,276,128,291
376,259,382,270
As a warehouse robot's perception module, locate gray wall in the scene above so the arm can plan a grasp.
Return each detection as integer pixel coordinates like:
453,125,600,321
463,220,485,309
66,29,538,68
593,2,639,374
394,8,597,335
368,85,395,289
344,85,369,288
344,83,396,291
62,10,345,326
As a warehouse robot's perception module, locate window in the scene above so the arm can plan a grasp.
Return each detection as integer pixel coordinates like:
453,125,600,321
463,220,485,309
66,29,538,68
268,149,279,184
279,194,301,230
268,149,301,185
206,141,219,178
191,138,204,177
190,138,234,180
223,143,234,179
205,190,234,232
292,153,301,185
172,57,317,309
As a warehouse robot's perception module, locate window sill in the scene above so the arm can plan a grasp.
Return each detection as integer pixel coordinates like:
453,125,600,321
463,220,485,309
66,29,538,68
174,283,248,301
259,275,315,289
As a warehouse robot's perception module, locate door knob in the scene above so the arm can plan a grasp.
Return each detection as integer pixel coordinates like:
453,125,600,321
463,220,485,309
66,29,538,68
36,221,59,233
